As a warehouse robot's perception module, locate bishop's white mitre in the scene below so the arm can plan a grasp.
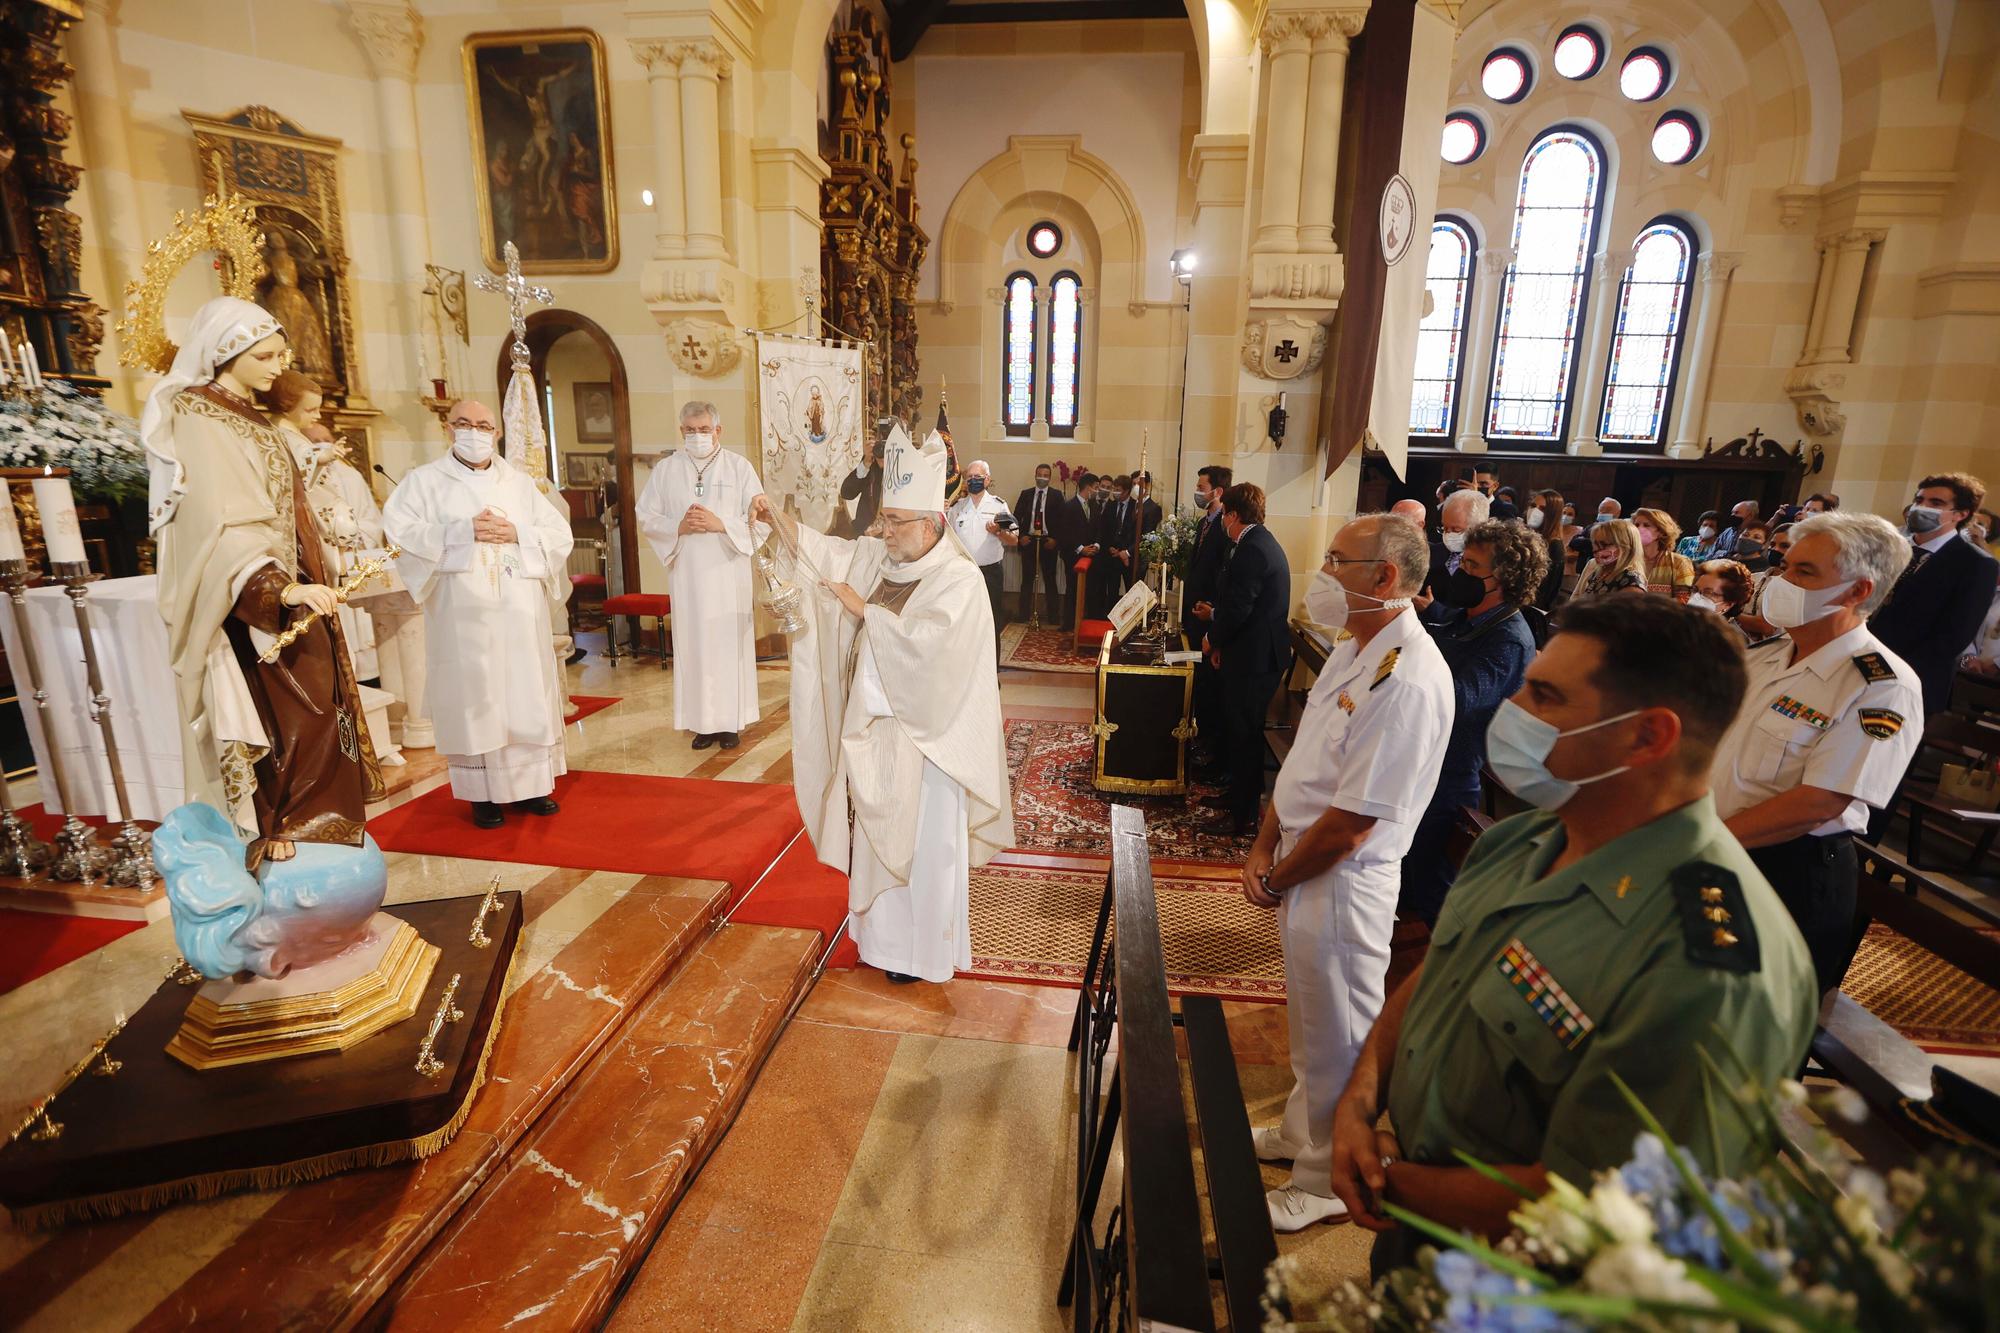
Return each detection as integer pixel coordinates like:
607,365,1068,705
879,426,949,512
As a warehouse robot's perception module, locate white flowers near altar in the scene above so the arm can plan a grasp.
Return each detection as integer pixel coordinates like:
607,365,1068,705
0,380,150,504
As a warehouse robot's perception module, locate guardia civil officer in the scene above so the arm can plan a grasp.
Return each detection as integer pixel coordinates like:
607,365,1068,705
1326,596,1816,1265
1243,513,1454,1232
1709,511,1922,996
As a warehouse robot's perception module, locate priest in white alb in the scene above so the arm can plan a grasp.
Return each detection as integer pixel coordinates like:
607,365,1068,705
382,400,575,829
751,428,1013,983
637,400,766,752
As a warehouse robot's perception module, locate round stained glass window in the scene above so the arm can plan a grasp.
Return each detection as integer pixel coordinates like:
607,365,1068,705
1620,47,1670,101
1553,26,1604,80
1441,114,1485,164
1481,49,1531,103
1027,222,1062,258
1651,111,1702,164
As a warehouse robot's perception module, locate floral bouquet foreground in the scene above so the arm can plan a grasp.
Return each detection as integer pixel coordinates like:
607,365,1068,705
0,380,149,505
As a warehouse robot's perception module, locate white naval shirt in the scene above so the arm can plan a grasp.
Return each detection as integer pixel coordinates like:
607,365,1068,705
1710,623,1923,836
1271,608,1456,866
949,491,1013,567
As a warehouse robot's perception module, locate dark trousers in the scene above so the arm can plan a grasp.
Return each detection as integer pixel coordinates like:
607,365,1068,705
1399,785,1479,925
1192,657,1224,761
979,560,1007,643
1221,667,1283,818
1748,832,1860,998
1017,538,1059,623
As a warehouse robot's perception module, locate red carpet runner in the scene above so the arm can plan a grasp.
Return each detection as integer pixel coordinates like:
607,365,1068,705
564,695,620,724
0,910,144,994
731,832,857,969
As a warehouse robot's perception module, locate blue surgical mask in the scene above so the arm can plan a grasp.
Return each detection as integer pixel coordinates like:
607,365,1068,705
966,476,986,493
1485,700,1643,811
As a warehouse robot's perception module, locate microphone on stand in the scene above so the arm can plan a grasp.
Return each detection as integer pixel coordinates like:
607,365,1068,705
373,463,401,486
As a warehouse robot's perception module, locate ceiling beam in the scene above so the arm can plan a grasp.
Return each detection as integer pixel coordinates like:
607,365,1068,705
890,0,957,60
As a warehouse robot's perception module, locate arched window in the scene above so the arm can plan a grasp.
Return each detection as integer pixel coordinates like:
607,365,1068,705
1046,272,1082,437
1598,219,1695,447
1486,127,1605,442
1410,218,1476,437
1002,272,1036,435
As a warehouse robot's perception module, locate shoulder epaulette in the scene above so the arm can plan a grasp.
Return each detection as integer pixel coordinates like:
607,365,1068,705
1853,652,1896,684
1671,862,1761,974
1370,646,1401,691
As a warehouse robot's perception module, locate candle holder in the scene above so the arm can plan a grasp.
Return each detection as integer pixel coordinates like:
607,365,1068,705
53,561,153,888
1,558,94,882
0,563,51,880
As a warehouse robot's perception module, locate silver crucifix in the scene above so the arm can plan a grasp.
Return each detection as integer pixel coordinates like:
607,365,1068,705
474,240,554,371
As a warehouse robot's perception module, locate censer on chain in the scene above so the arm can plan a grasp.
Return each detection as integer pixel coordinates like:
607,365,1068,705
753,541,808,636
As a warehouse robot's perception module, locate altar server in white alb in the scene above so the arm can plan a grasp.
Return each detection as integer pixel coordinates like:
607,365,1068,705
752,428,1014,983
637,401,766,752
1242,513,1453,1233
383,400,575,829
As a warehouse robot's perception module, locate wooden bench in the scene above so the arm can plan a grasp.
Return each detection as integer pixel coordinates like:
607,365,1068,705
1891,712,2000,872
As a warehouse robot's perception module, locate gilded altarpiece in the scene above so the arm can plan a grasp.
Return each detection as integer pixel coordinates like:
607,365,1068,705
819,10,926,425
184,106,379,475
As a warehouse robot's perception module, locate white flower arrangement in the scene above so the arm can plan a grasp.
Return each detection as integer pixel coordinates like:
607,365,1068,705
0,381,150,505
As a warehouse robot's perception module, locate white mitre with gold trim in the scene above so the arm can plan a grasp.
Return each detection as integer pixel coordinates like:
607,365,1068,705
879,426,949,512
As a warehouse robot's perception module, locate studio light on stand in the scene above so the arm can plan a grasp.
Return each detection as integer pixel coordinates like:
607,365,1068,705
1168,248,1198,510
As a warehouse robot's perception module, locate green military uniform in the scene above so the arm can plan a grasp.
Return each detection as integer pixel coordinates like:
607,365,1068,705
1386,795,1817,1186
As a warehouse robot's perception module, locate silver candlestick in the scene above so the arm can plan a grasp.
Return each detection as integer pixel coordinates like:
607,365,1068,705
0,561,51,879
53,562,152,887
4,559,103,882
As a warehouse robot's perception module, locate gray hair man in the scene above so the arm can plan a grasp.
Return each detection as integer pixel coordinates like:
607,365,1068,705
1244,512,1454,1232
947,458,1020,648
1709,510,1921,996
1423,486,1490,600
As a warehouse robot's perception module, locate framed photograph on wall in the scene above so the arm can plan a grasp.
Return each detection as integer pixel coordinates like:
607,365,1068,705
463,28,618,274
564,452,612,487
572,381,616,443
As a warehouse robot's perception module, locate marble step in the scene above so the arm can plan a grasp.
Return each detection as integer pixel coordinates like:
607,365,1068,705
39,873,736,1333
376,922,822,1331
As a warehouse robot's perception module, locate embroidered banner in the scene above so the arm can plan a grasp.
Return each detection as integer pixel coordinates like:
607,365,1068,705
755,334,864,533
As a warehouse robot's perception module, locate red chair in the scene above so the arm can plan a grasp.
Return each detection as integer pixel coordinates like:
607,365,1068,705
602,593,672,669
1072,556,1114,654
569,572,607,625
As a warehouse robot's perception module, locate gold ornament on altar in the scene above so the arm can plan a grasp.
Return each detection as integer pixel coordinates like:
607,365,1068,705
116,193,268,373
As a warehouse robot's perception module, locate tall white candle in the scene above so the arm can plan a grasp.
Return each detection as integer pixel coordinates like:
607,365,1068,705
20,342,40,391
32,474,86,566
0,328,13,386
0,485,23,563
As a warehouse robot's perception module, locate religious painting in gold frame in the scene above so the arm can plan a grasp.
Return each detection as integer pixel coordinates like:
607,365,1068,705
462,29,618,275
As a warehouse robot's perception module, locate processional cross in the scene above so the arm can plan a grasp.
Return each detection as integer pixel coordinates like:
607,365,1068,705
474,240,554,371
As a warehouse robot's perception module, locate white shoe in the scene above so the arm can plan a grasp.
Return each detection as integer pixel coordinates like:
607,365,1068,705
1252,1126,1301,1163
1266,1185,1349,1233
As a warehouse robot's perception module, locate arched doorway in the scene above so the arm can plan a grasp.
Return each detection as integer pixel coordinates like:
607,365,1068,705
491,309,639,597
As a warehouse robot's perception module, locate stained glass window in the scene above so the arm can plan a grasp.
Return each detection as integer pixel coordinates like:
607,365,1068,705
1598,220,1694,447
1003,272,1036,434
1410,219,1475,437
1486,128,1605,442
1047,272,1081,436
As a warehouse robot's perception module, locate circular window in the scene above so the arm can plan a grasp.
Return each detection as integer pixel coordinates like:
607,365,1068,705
1552,25,1604,80
1481,48,1532,103
1441,113,1486,164
1651,111,1702,164
1026,222,1062,258
1620,46,1671,101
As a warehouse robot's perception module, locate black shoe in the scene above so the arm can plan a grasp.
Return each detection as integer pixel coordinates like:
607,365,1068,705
1191,764,1229,785
513,796,559,816
1197,793,1232,811
471,801,504,829
717,732,741,751
884,970,921,985
691,733,717,750
566,646,587,665
1200,812,1257,837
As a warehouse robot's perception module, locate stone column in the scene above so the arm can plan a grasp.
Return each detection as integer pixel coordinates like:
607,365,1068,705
346,2,433,390
1254,16,1312,254
674,40,731,263
1666,251,1741,458
70,0,145,328
1453,246,1513,453
1566,247,1633,456
630,41,686,260
1807,230,1883,364
1295,13,1364,253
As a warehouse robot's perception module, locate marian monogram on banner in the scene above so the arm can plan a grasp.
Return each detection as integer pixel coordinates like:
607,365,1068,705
756,335,863,532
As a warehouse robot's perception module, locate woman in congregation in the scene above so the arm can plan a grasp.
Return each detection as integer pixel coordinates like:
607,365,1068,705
1569,517,1647,600
1632,506,1695,600
1677,510,1723,561
1737,522,1793,640
1689,558,1757,641
1530,489,1573,609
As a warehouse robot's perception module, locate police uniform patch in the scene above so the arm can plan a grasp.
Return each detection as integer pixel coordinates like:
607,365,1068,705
1853,652,1896,684
1335,689,1356,714
1769,694,1833,729
1370,647,1400,691
1671,863,1761,974
1857,707,1904,740
1496,938,1595,1050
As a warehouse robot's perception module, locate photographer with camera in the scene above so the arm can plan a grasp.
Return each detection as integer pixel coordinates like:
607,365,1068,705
949,459,1020,652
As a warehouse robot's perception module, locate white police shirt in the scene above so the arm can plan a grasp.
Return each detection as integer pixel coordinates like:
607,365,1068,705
1271,608,1455,866
949,491,1012,567
1710,623,1923,835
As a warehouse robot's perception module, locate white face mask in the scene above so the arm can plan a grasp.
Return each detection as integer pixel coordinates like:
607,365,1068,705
1035,478,1050,490
1442,530,1467,554
1305,568,1409,629
1596,510,1616,523
1759,574,1857,630
452,427,496,465
683,430,718,458
1686,592,1719,613
1699,525,1717,540
1486,701,1643,811
1526,508,1545,530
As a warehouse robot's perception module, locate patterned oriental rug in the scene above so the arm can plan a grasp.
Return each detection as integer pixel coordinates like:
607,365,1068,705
964,854,1284,1001
998,623,1096,675
1841,923,2000,1053
1006,719,1257,864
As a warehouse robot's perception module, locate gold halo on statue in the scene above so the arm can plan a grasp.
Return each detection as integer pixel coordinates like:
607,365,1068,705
116,193,269,373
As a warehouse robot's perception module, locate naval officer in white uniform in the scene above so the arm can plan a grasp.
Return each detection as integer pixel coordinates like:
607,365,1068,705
1241,513,1454,1232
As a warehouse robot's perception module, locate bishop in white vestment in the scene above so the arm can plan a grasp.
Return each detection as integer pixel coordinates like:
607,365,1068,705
382,401,575,825
757,428,1014,983
636,401,766,749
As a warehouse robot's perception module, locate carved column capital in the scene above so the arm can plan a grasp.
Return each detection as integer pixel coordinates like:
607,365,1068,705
1699,250,1743,282
1479,246,1515,276
344,1,422,80
1596,247,1636,275
1258,13,1317,56
671,39,733,80
628,39,680,74
1833,228,1886,253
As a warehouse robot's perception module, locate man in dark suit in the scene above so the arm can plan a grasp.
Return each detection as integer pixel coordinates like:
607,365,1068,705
1202,483,1292,836
1133,471,1164,546
1062,471,1098,626
1013,462,1063,623
1871,471,1997,715
1092,473,1141,614
1185,466,1233,768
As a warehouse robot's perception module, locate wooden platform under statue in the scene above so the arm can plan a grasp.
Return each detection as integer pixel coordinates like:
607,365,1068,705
0,892,522,1230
